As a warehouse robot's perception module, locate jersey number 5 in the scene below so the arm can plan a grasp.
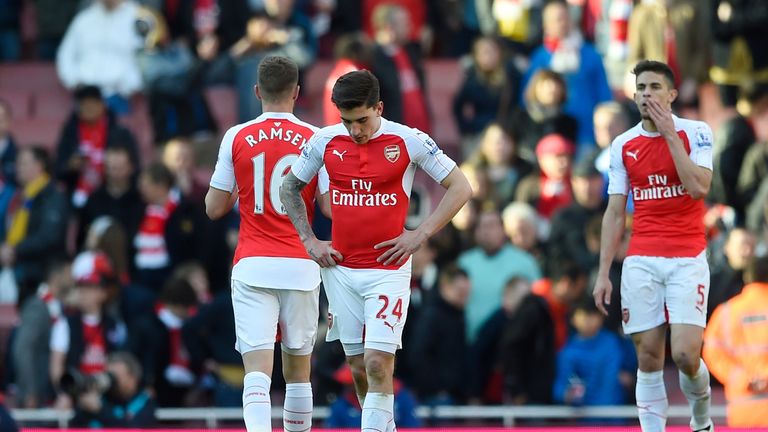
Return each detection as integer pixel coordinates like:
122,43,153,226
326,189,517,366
252,153,298,215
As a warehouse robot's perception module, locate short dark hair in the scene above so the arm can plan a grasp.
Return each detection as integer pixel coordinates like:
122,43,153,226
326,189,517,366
332,70,380,110
23,145,52,174
257,56,299,104
439,263,469,284
159,277,198,307
108,351,143,379
745,256,768,284
550,259,586,283
142,162,174,189
74,85,103,101
632,60,676,89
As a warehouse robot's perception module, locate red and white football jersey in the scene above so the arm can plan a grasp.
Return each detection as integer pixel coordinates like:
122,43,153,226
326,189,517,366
608,115,713,258
292,118,456,270
211,112,327,290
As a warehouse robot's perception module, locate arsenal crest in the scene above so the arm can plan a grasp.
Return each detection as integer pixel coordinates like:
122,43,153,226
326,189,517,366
384,145,400,163
622,308,630,324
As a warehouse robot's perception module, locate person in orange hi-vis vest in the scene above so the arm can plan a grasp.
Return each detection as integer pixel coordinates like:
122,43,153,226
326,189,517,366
703,255,768,427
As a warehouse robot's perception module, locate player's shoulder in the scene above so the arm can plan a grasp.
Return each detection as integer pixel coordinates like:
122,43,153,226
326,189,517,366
382,119,439,151
313,122,348,139
611,122,644,149
674,116,713,137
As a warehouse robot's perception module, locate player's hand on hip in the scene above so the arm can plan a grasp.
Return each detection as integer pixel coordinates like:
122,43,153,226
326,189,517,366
374,229,428,266
304,238,343,268
592,276,612,316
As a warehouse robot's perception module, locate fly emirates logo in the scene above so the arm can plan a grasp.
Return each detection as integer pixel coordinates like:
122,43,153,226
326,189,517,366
332,179,398,207
633,174,687,201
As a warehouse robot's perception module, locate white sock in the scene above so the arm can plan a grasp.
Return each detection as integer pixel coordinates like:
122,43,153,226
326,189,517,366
284,382,312,432
679,359,712,430
243,371,272,432
636,370,668,432
361,392,394,432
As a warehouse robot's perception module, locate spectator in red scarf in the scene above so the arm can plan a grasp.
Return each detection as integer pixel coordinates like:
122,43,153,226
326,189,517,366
54,85,139,209
515,133,575,221
323,32,374,126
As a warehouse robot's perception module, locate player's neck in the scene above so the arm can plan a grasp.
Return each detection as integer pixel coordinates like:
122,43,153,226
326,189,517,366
641,119,659,133
261,102,295,115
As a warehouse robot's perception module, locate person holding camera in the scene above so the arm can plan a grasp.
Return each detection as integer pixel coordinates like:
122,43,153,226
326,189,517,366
70,352,156,428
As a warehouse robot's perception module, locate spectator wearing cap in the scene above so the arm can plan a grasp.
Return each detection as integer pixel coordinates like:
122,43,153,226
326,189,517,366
547,156,606,274
1,146,69,306
54,85,139,210
515,133,575,222
50,251,123,408
56,0,144,113
128,277,198,407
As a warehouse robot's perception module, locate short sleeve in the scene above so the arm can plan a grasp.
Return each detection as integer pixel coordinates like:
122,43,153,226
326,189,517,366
291,133,326,183
607,137,629,195
317,165,330,194
209,127,237,192
50,318,70,353
406,130,457,183
688,123,714,170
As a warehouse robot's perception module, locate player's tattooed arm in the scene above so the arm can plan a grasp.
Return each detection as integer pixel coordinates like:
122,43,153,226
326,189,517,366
280,172,313,242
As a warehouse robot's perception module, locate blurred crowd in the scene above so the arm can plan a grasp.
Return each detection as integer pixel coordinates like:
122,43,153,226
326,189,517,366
1,0,768,427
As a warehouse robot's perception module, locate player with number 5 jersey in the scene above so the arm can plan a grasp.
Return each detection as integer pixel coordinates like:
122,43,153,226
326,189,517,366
205,56,329,432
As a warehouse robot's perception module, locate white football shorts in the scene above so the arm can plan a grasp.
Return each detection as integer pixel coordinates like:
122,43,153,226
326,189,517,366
620,251,710,334
231,279,319,356
322,261,412,355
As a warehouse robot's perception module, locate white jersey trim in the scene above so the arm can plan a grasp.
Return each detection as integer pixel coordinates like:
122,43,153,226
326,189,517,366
232,256,321,291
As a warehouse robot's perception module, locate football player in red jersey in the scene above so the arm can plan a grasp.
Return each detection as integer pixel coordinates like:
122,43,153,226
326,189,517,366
281,70,471,432
593,60,714,432
206,56,329,432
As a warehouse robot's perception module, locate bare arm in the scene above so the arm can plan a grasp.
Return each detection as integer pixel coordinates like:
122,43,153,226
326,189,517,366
375,166,473,265
593,194,627,315
281,172,341,267
204,186,238,220
647,99,712,199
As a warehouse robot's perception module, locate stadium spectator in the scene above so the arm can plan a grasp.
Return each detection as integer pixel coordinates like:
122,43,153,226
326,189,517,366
128,277,198,407
591,101,631,175
231,0,317,122
134,162,205,293
501,201,546,270
323,32,373,126
710,0,768,107
523,0,612,151
453,37,520,140
0,0,21,62
2,146,69,306
77,142,144,259
708,227,755,319
509,69,577,163
181,288,241,406
70,352,157,428
472,276,555,405
11,260,73,408
136,6,216,144
711,86,768,221
547,156,606,273
172,261,212,304
488,0,544,54
362,0,427,45
33,0,80,60
515,133,575,221
532,259,589,351
54,85,139,209
0,99,17,186
553,297,635,406
56,0,144,114
408,264,471,405
627,0,710,108
703,255,768,427
50,252,123,409
161,137,207,204
459,208,542,343
464,123,533,206
370,3,431,132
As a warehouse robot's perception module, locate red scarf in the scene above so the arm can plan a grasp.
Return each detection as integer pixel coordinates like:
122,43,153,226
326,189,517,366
80,315,107,375
537,174,573,219
157,306,189,370
73,117,108,208
135,195,179,270
391,48,431,133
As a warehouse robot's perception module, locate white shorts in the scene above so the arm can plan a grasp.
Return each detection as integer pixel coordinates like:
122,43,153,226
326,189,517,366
322,261,412,354
231,279,319,356
620,252,710,334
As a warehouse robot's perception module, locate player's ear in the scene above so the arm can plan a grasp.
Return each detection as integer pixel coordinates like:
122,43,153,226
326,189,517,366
669,88,678,105
292,85,300,101
254,85,262,101
375,101,383,116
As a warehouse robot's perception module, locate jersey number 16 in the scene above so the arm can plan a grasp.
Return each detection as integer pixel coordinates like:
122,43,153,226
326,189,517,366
252,153,297,215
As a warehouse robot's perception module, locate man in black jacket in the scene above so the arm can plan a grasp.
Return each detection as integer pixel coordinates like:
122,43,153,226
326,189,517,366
1,146,69,305
370,3,431,133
